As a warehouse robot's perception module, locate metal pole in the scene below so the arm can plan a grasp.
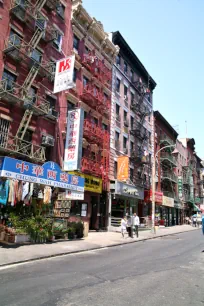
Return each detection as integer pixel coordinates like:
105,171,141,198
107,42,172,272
151,153,156,233
151,144,176,234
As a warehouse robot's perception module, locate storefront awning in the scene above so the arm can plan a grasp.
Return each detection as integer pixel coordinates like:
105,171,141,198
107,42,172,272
192,203,201,212
0,157,84,192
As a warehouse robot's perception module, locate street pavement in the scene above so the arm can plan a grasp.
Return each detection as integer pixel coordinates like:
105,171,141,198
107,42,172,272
0,230,204,306
0,225,198,267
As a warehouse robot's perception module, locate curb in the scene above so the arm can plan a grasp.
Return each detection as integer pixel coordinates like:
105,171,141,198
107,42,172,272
0,228,199,269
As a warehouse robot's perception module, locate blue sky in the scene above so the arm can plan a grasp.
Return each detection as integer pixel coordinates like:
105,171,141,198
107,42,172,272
83,0,204,158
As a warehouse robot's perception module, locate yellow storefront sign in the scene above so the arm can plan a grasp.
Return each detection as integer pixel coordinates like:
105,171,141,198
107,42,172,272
69,172,102,193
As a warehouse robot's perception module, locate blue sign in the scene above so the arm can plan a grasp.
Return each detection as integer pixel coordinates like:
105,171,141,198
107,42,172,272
0,157,84,192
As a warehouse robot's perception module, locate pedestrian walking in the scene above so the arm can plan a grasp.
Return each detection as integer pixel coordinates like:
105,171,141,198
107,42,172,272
202,215,204,235
121,216,127,238
133,213,140,238
127,215,132,237
197,213,202,228
192,215,197,227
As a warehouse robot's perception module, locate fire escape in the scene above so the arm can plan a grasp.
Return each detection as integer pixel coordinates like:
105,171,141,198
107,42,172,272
80,50,111,188
159,138,178,201
130,79,151,187
182,159,194,205
0,0,60,162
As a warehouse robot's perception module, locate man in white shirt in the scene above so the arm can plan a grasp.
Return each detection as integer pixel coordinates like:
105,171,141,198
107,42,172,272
133,213,140,238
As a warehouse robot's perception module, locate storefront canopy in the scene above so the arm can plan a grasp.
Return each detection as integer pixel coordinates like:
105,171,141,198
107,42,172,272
0,157,84,192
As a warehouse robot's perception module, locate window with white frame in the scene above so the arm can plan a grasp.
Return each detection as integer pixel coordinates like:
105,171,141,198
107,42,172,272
53,32,63,51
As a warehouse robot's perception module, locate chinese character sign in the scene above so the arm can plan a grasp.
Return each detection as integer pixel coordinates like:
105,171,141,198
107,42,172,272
53,55,75,94
64,109,84,171
178,176,183,199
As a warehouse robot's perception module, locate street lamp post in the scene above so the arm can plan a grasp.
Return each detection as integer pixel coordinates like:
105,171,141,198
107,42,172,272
151,144,176,234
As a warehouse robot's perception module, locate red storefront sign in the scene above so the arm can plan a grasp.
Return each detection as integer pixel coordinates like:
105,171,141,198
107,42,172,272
144,190,163,204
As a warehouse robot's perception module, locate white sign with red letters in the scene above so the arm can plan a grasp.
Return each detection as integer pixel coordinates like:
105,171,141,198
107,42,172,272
64,109,84,171
53,55,75,93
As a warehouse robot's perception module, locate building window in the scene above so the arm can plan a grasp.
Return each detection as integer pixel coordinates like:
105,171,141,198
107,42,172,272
24,129,33,143
0,118,10,147
31,49,42,63
130,168,134,181
124,85,128,97
116,54,121,66
53,32,63,51
123,136,127,149
57,3,65,19
131,92,135,104
114,161,118,179
102,123,108,130
27,87,37,104
2,69,16,90
83,76,89,87
46,95,56,109
116,78,120,93
149,132,151,144
73,35,79,51
73,68,77,83
116,104,120,119
85,46,89,54
130,116,134,130
130,141,134,153
103,92,108,103
124,110,127,121
92,117,98,125
9,29,21,46
124,61,128,74
130,69,134,82
68,101,75,110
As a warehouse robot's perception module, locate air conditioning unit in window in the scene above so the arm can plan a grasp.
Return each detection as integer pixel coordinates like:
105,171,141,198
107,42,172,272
42,135,55,147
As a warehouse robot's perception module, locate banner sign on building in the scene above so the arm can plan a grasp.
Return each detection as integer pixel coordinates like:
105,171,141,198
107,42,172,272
0,157,84,192
53,55,75,93
162,196,174,207
115,181,144,200
117,156,129,181
64,109,84,171
144,190,163,204
69,172,102,194
178,176,183,199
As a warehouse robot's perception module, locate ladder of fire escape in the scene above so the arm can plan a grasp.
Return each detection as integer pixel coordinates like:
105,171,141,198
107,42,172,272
35,0,47,12
16,109,33,140
15,15,45,140
29,27,45,49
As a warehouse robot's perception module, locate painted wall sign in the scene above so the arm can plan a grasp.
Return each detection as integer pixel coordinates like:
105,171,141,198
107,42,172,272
0,157,84,192
53,55,75,93
64,109,84,171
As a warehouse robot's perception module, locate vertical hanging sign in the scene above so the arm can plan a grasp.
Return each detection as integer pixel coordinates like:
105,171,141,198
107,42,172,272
178,176,183,199
64,109,84,171
53,55,75,94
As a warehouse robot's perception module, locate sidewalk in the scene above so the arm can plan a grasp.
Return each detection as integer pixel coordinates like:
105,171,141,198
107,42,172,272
0,225,199,267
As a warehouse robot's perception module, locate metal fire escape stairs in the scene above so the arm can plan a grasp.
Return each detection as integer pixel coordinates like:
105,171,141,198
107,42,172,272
15,2,48,140
135,78,151,187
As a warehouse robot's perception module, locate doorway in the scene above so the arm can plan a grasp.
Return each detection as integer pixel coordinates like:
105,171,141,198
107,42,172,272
90,196,98,230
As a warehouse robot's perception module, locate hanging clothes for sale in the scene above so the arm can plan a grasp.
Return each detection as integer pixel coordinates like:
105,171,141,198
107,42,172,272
8,180,14,205
44,186,52,204
0,179,9,205
22,182,29,201
17,181,23,202
24,183,34,206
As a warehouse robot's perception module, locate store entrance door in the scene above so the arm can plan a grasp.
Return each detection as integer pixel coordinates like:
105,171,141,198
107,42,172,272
90,196,98,230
